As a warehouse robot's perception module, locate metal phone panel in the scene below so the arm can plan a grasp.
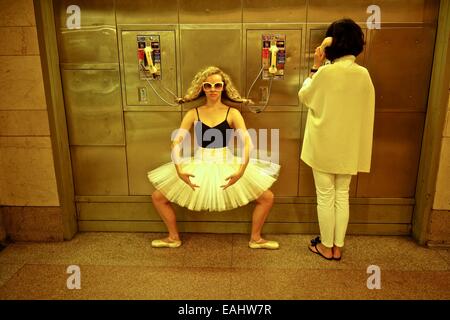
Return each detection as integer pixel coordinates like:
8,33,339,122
243,111,301,196
367,27,436,111
243,0,307,23
246,28,302,106
180,26,242,97
125,112,181,195
61,69,124,146
121,29,177,107
308,0,436,24
357,112,425,197
54,0,117,64
179,0,242,24
71,146,129,196
116,0,178,24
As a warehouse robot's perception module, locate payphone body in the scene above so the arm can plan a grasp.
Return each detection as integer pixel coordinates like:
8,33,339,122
261,34,286,80
137,35,162,80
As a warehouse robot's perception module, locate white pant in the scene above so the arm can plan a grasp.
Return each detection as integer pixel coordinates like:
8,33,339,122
312,169,352,248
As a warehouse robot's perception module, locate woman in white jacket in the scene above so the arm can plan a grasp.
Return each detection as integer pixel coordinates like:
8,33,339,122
298,19,375,261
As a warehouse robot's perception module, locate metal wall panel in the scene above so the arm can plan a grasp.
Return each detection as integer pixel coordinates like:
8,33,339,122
121,29,178,107
367,27,436,111
79,220,412,235
245,27,302,106
243,112,301,196
125,112,181,195
180,26,242,95
50,0,439,234
54,0,117,64
116,0,178,24
78,201,412,224
243,0,307,23
308,0,439,24
61,69,124,145
71,146,129,195
357,112,425,197
57,27,118,64
179,0,242,24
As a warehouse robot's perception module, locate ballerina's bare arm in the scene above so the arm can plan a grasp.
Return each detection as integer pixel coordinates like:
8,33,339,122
221,108,253,189
171,109,199,190
172,108,196,142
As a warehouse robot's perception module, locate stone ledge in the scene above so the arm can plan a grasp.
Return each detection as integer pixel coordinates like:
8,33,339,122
428,209,450,244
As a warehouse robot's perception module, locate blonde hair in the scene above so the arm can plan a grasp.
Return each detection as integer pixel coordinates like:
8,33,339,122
180,66,249,104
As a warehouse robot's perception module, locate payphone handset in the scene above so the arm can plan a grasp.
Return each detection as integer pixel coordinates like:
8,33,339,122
318,37,333,65
268,44,279,75
320,36,333,51
143,46,158,75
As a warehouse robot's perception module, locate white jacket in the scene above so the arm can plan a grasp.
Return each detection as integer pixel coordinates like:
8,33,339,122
298,55,375,175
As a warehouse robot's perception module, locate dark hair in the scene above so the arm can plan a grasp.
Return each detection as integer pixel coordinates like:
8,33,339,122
325,18,365,62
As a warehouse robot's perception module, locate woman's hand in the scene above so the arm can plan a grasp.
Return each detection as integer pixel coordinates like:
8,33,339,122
221,171,243,190
313,46,326,69
177,171,200,191
313,36,332,69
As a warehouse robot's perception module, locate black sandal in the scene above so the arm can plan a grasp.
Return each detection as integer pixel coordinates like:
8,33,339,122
308,243,333,261
310,236,321,246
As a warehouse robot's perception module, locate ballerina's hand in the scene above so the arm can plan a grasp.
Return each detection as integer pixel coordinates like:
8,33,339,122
221,172,243,190
175,97,185,104
177,172,200,191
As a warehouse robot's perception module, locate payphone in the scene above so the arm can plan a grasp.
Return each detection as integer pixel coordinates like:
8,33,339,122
136,35,178,106
137,35,161,80
261,34,286,80
246,33,286,113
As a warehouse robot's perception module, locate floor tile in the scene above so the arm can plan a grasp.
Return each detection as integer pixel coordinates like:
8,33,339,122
0,264,232,300
0,233,448,300
0,232,186,267
182,233,233,268
0,263,24,287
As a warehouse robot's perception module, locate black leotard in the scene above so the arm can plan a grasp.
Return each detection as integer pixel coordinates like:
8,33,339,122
194,107,233,148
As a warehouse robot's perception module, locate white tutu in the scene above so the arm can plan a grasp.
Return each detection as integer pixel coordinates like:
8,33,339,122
148,147,280,212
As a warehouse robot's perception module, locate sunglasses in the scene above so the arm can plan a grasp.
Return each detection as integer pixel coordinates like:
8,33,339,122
202,81,224,91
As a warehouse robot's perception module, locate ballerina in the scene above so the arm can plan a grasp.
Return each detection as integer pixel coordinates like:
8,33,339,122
148,66,281,249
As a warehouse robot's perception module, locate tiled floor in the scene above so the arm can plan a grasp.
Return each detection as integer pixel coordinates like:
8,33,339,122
0,232,449,299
